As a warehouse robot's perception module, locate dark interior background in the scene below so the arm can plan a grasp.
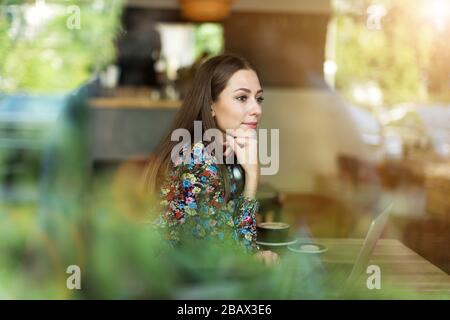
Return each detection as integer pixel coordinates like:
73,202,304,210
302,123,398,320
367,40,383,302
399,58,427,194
117,7,329,88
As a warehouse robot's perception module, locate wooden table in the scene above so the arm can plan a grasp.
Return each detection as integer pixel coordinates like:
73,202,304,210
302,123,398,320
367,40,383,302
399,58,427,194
280,238,450,299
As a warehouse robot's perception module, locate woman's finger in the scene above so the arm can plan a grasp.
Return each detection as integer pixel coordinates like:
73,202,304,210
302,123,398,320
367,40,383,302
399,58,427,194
224,146,232,157
267,252,275,265
226,135,236,150
227,128,257,139
272,252,279,264
226,129,237,138
235,137,249,147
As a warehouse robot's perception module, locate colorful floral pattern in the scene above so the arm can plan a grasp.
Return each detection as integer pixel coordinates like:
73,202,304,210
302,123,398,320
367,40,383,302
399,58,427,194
154,141,259,253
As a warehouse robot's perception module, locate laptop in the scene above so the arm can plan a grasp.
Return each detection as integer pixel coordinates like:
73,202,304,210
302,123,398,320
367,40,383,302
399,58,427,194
321,202,394,287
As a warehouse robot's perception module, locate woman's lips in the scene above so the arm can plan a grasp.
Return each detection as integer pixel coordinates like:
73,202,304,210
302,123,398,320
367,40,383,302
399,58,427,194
243,122,258,129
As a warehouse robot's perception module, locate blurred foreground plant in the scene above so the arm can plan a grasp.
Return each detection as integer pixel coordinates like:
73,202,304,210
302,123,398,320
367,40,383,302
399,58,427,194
0,0,123,94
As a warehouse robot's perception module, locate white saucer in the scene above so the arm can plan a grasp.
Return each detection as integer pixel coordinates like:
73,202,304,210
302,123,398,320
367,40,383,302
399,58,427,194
256,239,298,246
287,242,328,253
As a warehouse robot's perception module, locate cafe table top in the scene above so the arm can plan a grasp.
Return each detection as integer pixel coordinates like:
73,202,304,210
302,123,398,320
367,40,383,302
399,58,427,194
282,238,450,299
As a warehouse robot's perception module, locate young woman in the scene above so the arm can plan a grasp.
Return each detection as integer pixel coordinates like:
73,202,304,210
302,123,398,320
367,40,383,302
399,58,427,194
146,54,278,265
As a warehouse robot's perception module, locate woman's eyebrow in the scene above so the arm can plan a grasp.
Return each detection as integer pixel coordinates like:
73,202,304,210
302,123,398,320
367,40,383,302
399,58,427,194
234,88,264,94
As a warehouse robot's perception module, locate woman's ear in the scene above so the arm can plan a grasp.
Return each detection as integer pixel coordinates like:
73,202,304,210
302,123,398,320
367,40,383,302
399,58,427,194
211,104,216,117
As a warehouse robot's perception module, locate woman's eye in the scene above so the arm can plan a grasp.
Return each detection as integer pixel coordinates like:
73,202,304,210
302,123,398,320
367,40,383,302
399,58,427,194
257,96,265,104
236,96,247,102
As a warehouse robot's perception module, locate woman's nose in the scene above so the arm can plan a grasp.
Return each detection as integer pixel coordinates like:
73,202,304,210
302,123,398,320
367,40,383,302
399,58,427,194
250,98,262,117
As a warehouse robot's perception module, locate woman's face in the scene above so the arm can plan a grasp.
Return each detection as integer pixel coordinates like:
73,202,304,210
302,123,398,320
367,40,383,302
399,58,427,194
212,69,263,133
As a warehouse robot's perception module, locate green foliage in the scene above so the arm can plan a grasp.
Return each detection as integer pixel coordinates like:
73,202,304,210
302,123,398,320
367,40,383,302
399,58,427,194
0,0,123,93
1,164,448,299
194,23,224,59
334,0,448,106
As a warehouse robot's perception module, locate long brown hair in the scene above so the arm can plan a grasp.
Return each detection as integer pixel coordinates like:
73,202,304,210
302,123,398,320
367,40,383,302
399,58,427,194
144,53,258,204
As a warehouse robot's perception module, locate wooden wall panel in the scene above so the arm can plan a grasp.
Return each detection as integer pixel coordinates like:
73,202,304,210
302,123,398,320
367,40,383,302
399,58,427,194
223,11,329,87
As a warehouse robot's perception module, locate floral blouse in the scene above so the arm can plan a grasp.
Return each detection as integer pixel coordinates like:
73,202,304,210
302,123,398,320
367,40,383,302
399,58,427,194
154,140,260,253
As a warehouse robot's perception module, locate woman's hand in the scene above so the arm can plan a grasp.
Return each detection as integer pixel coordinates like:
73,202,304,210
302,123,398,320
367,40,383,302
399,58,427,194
254,250,279,266
224,128,259,198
